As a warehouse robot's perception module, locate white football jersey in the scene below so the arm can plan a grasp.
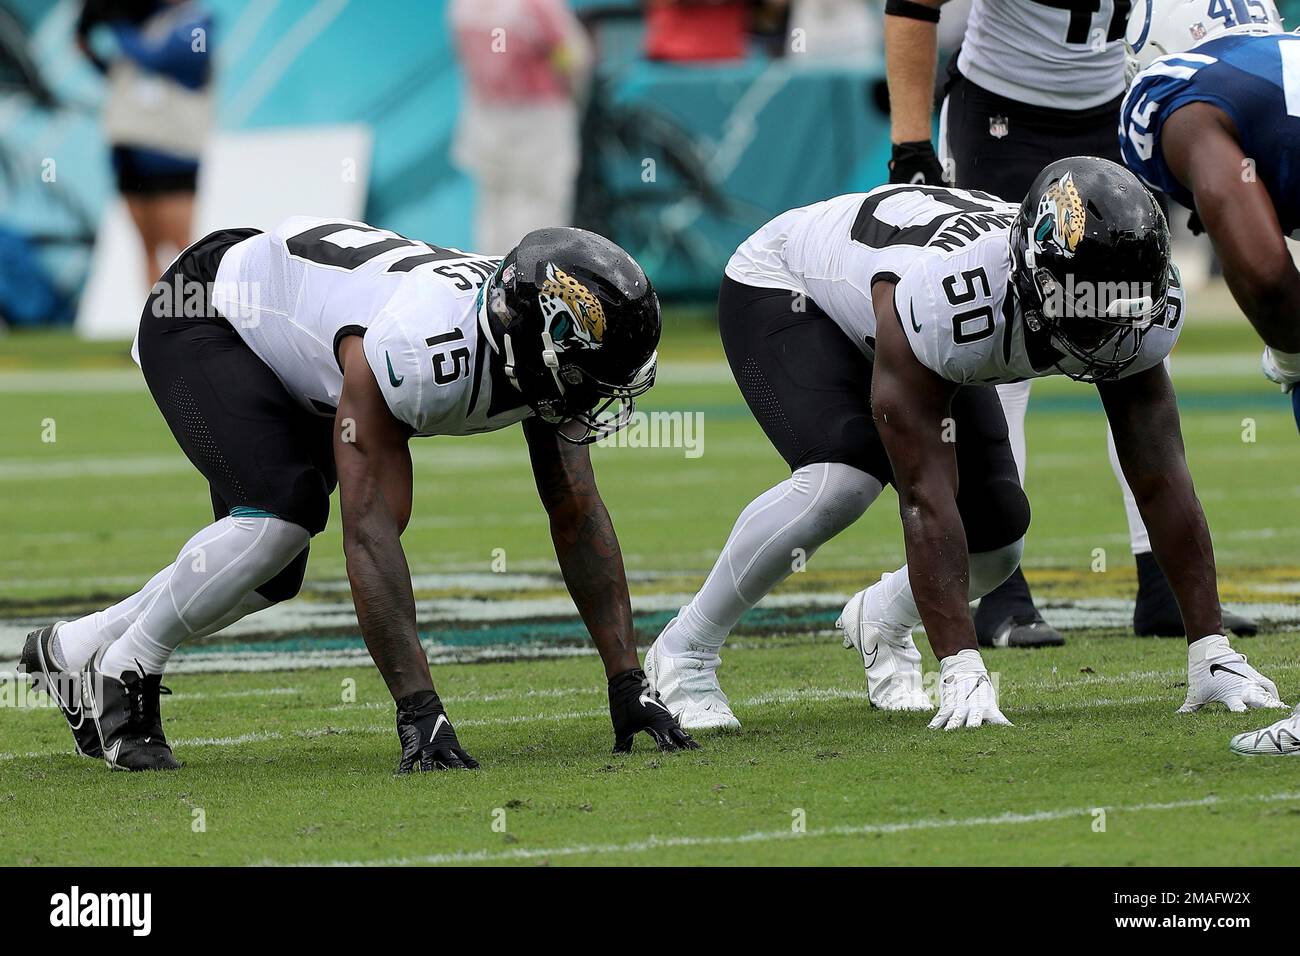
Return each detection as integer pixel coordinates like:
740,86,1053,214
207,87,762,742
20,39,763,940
203,217,531,437
726,184,1183,386
957,0,1128,110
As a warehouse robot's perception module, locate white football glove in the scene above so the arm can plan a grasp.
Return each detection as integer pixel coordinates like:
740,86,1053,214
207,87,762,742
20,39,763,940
928,649,1013,730
1261,347,1300,392
1179,634,1287,714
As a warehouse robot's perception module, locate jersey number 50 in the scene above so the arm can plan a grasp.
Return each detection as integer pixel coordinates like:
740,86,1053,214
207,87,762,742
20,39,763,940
944,267,996,344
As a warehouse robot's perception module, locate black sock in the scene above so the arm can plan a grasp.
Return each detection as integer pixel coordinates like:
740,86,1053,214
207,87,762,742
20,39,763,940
973,565,1042,640
1133,551,1184,636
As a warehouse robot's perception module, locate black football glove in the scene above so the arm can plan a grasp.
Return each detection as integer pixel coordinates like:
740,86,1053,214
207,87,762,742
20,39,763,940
608,667,700,754
395,690,480,772
889,140,946,185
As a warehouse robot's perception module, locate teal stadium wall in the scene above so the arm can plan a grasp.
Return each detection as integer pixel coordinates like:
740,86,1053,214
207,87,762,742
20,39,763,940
0,0,894,315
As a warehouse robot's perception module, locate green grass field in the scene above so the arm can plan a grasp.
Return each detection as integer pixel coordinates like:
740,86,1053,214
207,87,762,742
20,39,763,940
2,288,1298,866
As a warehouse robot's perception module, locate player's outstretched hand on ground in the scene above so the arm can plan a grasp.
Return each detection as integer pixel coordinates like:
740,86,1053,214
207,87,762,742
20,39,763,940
1179,634,1287,714
928,649,1014,731
609,667,700,754
395,690,480,772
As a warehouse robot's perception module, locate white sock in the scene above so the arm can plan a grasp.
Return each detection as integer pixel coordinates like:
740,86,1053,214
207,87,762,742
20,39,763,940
56,565,173,671
57,570,280,672
98,514,308,677
995,380,1032,485
870,539,1026,636
661,462,884,656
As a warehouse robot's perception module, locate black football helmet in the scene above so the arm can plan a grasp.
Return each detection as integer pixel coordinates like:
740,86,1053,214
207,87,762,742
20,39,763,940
479,227,660,443
1009,156,1172,382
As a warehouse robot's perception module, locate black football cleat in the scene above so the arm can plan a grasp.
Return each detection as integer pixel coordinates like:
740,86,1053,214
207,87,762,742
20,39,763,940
974,568,1065,649
980,614,1066,649
81,648,180,772
16,623,102,759
1133,552,1258,637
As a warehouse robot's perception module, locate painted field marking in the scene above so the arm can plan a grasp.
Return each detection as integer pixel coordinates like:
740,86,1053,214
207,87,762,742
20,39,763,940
263,789,1300,867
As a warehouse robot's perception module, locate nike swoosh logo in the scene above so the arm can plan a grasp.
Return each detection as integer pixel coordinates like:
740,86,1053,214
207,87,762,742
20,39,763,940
965,674,989,701
104,740,121,765
639,693,670,714
1210,662,1250,681
428,713,449,745
386,352,404,387
862,643,879,668
910,303,922,334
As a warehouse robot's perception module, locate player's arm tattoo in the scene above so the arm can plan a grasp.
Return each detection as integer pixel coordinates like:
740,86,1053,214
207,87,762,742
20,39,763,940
871,281,977,661
524,418,639,678
334,336,429,701
1098,365,1223,640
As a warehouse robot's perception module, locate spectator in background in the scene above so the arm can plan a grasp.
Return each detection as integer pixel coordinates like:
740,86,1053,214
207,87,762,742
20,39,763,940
644,0,748,61
451,0,591,255
77,0,213,288
787,0,879,62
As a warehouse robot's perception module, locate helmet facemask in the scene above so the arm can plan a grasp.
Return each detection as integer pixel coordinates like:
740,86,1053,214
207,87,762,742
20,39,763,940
546,352,657,445
483,257,659,445
1015,258,1166,382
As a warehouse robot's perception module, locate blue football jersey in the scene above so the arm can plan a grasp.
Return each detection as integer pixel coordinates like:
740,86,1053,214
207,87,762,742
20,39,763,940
1119,32,1300,234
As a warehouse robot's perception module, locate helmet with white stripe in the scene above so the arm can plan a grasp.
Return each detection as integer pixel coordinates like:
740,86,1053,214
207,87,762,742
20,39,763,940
1125,0,1284,84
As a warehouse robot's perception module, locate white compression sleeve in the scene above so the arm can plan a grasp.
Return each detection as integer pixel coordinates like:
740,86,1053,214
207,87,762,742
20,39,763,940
868,539,1026,639
1105,355,1170,555
57,565,174,672
97,514,309,677
1107,423,1151,554
995,380,1032,485
661,462,884,655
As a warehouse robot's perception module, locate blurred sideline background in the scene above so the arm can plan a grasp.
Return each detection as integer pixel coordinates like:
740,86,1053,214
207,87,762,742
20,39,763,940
5,0,1300,334
0,0,894,331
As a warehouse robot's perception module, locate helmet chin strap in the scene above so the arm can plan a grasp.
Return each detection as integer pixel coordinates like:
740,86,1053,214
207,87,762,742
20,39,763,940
539,330,567,398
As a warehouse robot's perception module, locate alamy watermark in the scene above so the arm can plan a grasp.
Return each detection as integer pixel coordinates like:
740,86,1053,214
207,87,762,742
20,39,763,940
597,410,704,458
149,274,262,327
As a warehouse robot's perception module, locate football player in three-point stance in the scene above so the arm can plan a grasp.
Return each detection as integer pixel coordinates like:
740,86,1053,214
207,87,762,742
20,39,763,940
885,0,1259,644
19,219,696,770
1120,0,1300,754
646,156,1285,731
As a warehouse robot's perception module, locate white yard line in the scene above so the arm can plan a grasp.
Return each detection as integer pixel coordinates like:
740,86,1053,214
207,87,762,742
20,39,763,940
263,789,1300,867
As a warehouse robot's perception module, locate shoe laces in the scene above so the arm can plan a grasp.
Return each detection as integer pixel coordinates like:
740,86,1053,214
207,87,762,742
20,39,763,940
122,660,172,734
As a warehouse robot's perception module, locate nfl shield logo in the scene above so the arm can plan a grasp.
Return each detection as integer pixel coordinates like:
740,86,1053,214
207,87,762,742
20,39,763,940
989,115,1009,139
1189,21,1207,42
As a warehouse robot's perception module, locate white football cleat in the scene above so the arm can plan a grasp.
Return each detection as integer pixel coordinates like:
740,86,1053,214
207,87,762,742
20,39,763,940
1178,634,1287,714
644,628,740,732
928,649,1012,731
1230,706,1300,756
836,583,932,711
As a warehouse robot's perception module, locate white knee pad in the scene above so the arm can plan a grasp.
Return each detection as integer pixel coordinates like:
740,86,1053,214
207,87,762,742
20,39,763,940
969,538,1025,599
789,462,884,545
229,514,311,577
